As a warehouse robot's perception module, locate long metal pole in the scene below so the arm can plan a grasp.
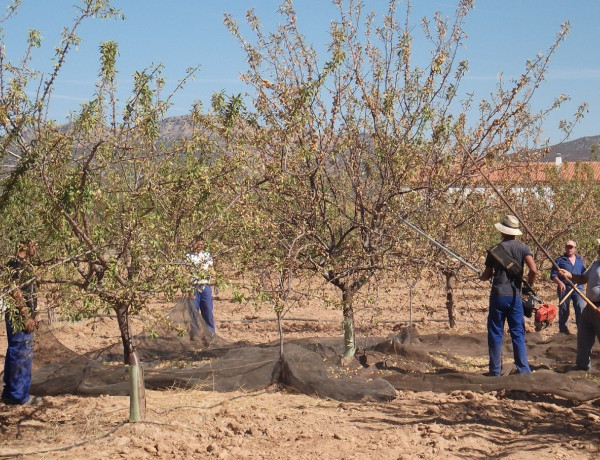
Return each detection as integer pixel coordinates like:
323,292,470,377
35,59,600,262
397,214,481,275
465,149,597,311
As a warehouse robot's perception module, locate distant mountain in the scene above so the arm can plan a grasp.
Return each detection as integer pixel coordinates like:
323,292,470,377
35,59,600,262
542,135,600,162
158,115,193,145
154,115,600,163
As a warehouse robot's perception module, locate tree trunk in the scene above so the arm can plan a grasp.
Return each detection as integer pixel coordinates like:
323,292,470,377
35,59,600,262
115,302,135,364
408,284,415,327
276,310,284,359
115,302,146,422
444,271,456,328
341,290,356,365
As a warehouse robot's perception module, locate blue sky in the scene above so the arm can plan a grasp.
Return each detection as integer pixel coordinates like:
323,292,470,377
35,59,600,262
2,0,599,145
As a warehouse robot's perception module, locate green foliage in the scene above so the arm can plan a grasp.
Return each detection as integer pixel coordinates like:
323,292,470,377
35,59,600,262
0,0,228,366
0,0,589,358
27,29,42,48
58,173,94,212
99,40,118,82
219,0,583,345
231,285,247,303
3,302,25,332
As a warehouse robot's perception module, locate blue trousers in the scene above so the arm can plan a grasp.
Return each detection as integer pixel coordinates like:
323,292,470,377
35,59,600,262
558,291,585,332
2,316,34,404
487,295,531,376
193,284,215,333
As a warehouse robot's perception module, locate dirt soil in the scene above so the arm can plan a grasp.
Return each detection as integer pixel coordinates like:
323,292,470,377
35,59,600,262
1,276,599,459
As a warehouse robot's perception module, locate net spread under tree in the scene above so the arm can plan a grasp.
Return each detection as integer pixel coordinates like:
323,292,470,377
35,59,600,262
1,0,596,415
27,309,600,402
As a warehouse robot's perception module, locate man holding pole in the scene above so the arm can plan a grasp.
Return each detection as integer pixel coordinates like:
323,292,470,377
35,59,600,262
480,215,537,376
550,240,585,334
558,239,600,371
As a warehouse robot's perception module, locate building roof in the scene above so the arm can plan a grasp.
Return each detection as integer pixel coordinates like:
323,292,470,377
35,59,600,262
481,161,600,184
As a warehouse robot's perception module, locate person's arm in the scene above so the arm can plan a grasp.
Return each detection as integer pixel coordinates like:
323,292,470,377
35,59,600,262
479,265,493,282
558,268,588,285
551,271,566,292
10,288,37,332
551,275,566,292
524,254,537,287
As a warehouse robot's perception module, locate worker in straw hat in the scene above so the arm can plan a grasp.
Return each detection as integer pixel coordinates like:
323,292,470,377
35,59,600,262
479,215,537,376
558,238,600,371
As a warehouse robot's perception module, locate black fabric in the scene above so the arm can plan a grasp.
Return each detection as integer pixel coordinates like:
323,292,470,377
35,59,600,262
27,316,600,403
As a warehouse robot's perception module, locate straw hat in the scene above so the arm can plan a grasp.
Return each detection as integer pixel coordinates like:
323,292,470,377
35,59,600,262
494,215,522,236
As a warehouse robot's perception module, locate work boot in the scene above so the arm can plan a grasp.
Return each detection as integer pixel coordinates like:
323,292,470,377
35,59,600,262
1,395,42,406
23,396,42,406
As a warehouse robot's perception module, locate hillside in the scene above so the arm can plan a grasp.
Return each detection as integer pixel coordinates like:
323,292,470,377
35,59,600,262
155,115,600,163
543,135,600,162
158,115,193,146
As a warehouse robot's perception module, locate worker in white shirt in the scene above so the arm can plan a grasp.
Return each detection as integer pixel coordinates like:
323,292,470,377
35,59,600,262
186,237,215,343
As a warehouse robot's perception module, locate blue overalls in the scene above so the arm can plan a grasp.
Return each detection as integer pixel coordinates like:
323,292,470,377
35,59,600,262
2,316,34,405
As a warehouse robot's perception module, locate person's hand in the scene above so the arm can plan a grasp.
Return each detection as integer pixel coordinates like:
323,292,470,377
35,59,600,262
22,314,41,333
558,269,572,280
23,317,37,333
11,289,23,302
558,282,566,292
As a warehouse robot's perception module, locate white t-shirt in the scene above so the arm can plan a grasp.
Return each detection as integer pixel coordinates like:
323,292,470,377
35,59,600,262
186,251,213,285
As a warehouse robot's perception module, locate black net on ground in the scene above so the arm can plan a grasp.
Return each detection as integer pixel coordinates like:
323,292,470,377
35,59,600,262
26,298,600,402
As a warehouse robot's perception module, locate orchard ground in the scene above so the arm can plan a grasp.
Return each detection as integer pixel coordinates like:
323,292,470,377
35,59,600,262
1,275,599,459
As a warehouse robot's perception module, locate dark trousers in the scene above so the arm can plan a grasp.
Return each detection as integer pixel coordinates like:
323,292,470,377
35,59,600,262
558,292,585,332
2,316,34,404
576,305,600,370
487,295,531,376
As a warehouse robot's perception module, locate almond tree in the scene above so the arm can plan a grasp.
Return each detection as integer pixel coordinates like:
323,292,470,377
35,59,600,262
0,1,233,421
37,56,237,421
224,0,579,360
402,185,494,327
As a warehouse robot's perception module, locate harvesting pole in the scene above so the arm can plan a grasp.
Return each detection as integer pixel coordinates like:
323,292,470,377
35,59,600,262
463,148,597,311
397,213,541,299
558,265,592,306
396,214,481,276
